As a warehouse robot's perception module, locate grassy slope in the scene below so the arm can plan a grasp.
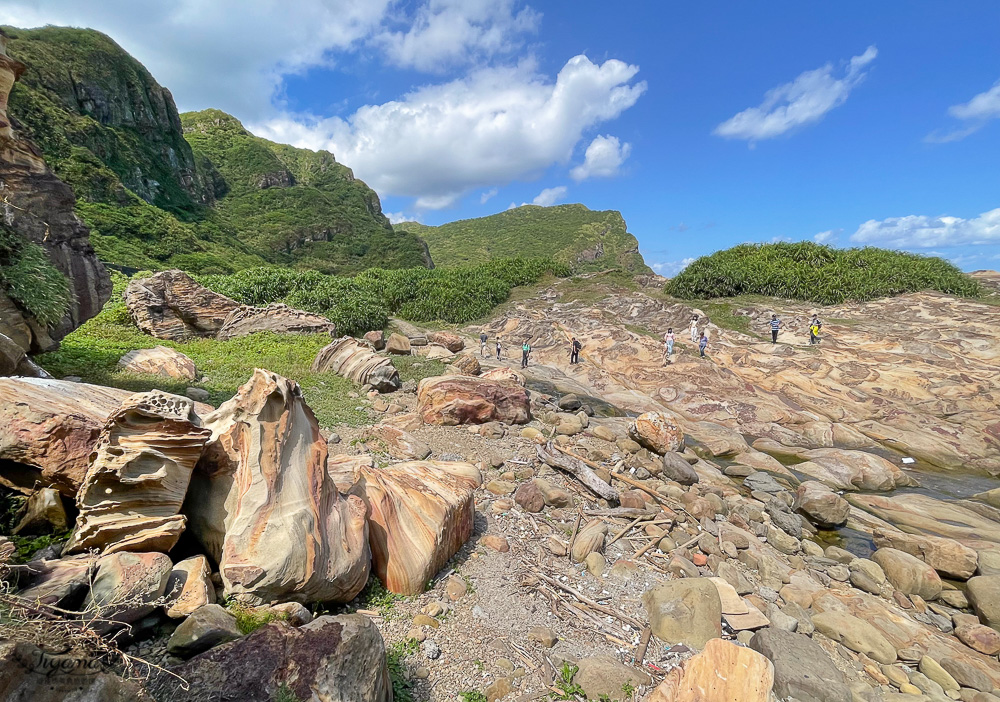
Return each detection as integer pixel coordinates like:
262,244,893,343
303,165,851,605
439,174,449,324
396,204,651,273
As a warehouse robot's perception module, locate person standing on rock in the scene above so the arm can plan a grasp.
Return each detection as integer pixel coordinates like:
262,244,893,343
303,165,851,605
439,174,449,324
521,338,532,368
809,314,823,344
570,337,582,364
690,315,699,343
769,314,782,344
496,337,503,361
699,331,708,357
480,331,489,357
663,327,675,364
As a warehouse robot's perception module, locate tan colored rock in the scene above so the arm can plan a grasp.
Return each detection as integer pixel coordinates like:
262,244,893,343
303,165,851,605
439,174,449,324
811,610,896,664
428,331,464,352
955,623,1000,655
450,352,482,376
125,270,239,340
85,551,173,632
312,336,401,392
481,367,525,385
65,391,211,555
186,369,370,604
642,578,723,649
649,638,773,702
345,460,482,595
165,555,216,618
216,303,336,340
872,527,978,580
118,346,197,380
14,554,97,608
792,448,914,491
417,375,530,425
967,575,1000,631
872,548,943,600
385,333,411,354
358,424,431,460
12,487,67,535
628,411,684,455
421,343,455,360
571,521,608,562
364,330,386,350
796,480,849,527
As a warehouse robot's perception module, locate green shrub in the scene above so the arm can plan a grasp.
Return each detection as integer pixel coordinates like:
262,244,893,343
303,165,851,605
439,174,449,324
386,638,420,702
665,242,982,304
0,225,72,326
224,600,289,635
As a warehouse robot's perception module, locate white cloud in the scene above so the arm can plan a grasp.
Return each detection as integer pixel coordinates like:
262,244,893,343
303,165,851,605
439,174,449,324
926,78,1000,143
714,46,877,142
0,0,393,119
851,208,1000,248
480,187,498,204
651,258,695,276
813,230,837,244
374,0,540,73
531,186,567,206
385,211,412,224
570,134,631,181
254,55,646,208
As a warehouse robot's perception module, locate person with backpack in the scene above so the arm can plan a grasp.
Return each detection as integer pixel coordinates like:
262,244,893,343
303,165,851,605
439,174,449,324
809,314,823,344
769,314,782,344
570,337,582,364
663,327,675,365
521,338,532,368
480,331,489,357
699,331,708,357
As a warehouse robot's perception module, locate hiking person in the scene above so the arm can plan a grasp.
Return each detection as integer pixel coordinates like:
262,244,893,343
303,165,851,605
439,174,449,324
480,331,489,357
699,331,708,357
690,315,699,343
496,337,503,360
570,337,582,364
521,338,532,368
663,327,675,364
769,314,782,344
809,314,823,345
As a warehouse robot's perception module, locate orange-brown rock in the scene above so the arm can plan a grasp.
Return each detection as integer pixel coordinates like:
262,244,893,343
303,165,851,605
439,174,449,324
344,460,482,595
628,411,684,455
216,303,336,340
480,366,525,385
385,333,411,355
358,424,431,460
118,346,197,380
165,555,216,619
65,391,211,555
428,331,464,352
312,336,400,391
449,352,481,376
125,270,239,340
186,369,370,605
364,330,386,350
648,638,773,702
417,375,530,425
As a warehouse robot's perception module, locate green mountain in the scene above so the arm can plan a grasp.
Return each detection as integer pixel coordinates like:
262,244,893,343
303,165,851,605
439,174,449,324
3,25,429,275
395,204,650,272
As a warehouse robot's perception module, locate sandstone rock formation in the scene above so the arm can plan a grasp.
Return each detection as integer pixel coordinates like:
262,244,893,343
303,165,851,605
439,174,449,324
165,555,216,619
311,336,400,392
11,486,67,535
417,375,530,425
357,424,431,460
428,331,464,352
449,352,481,376
118,346,197,380
125,270,239,340
84,551,173,632
628,411,684,455
216,303,336,340
344,460,482,595
185,369,370,604
642,578,722,648
66,391,211,555
0,31,111,356
480,366,525,385
363,330,385,350
649,638,773,702
385,333,410,354
0,640,145,702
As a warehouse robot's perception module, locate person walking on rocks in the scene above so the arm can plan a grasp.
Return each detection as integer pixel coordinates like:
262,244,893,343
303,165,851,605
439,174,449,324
769,314,782,344
521,338,532,368
690,315,699,343
809,314,823,345
570,337,582,364
699,331,708,357
663,327,675,364
480,331,489,357
496,337,503,361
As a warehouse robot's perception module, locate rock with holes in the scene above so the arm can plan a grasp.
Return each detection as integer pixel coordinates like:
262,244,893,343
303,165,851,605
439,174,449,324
185,369,370,605
125,270,239,340
342,460,482,595
311,336,400,392
65,391,211,555
417,375,530,425
117,346,197,380
216,303,336,340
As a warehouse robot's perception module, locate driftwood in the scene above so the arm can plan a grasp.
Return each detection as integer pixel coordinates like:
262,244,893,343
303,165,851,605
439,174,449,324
537,442,619,502
583,507,660,519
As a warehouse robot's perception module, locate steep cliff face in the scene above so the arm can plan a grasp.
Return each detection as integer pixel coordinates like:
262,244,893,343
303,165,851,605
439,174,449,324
0,29,111,359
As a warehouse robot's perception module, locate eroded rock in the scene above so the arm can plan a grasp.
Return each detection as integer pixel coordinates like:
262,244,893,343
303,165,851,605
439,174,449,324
628,411,684,455
216,303,336,340
117,346,196,380
312,336,400,392
125,270,239,340
417,375,530,425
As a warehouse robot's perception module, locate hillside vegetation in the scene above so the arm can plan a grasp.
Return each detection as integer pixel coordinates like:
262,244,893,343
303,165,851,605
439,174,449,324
665,242,982,304
4,26,428,275
396,204,650,272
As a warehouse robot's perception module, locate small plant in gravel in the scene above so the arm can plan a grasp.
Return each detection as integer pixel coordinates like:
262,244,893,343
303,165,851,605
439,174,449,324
358,578,402,618
386,638,420,702
550,662,585,700
621,680,637,697
224,600,288,635
459,691,488,702
273,684,302,702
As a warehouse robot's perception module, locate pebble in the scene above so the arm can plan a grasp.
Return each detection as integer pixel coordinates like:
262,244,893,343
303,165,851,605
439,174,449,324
407,628,426,642
528,626,558,648
414,666,430,679
421,640,442,659
445,575,468,601
413,614,440,628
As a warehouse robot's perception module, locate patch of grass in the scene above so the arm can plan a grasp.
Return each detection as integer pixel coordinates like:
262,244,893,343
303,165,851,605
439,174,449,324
556,269,638,304
697,300,757,337
273,684,301,702
624,323,660,340
390,355,449,383
550,662,585,701
0,225,72,326
387,638,420,702
460,692,488,702
358,578,402,618
224,600,289,635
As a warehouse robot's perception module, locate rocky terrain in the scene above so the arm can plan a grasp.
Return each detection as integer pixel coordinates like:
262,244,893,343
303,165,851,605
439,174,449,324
1,269,999,702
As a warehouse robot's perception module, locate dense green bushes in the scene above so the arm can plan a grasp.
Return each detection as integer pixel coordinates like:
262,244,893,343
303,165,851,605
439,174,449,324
0,225,71,326
198,257,569,335
665,242,982,304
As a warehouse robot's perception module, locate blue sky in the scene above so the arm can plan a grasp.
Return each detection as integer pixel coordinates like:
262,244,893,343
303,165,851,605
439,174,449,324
2,1,999,272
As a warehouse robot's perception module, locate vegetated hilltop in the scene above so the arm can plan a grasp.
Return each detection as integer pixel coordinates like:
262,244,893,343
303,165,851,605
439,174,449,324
3,25,428,275
665,241,983,304
396,204,651,272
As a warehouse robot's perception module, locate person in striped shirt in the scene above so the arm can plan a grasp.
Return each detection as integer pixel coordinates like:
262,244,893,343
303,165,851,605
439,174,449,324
769,314,782,343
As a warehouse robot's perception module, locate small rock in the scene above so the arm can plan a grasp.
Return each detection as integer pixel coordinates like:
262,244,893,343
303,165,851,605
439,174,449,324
445,575,468,601
528,626,558,648
421,640,441,659
485,677,513,702
585,552,606,576
166,604,241,658
482,535,510,553
185,387,210,402
414,666,430,679
412,614,440,628
407,628,426,642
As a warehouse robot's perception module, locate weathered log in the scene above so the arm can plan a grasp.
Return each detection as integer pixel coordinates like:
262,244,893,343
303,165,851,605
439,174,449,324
536,442,619,502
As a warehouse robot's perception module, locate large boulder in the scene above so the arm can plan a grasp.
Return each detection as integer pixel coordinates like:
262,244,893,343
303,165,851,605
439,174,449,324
0,640,144,702
167,603,242,658
428,331,464,352
311,336,400,392
84,551,173,632
65,391,211,555
417,375,530,425
117,346,197,380
184,370,370,605
152,614,392,702
871,548,942,600
216,303,336,340
641,578,722,649
0,331,47,377
165,555,216,619
967,575,1000,631
795,480,849,527
748,628,851,702
628,411,684,455
357,424,431,460
650,638,774,702
125,270,239,340
344,459,482,595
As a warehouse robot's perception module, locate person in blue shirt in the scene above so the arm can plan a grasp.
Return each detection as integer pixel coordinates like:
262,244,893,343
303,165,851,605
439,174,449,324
769,315,782,344
699,331,708,357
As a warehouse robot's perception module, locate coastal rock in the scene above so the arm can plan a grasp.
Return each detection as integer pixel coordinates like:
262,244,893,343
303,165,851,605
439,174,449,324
872,527,979,580
480,367,525,385
185,369,370,604
642,578,722,649
311,336,401,392
811,610,896,664
428,331,465,352
166,603,242,658
574,656,651,701
872,548,943,600
650,638,773,702
417,375,530,425
363,330,385,350
358,424,431,460
627,411,684,455
385,333,411,355
216,303,335,340
66,391,211,554
450,352,481,376
967,576,1000,631
660,451,699,485
749,628,851,702
165,555,216,618
571,521,608,562
125,270,239,340
14,553,97,608
796,480,849,527
12,487,67,535
0,640,143,702
84,551,173,632
117,346,197,380
343,460,482,596
791,448,914,491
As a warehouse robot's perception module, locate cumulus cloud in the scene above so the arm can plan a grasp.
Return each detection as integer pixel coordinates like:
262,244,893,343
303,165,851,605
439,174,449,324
926,78,1000,143
384,211,413,224
651,258,695,276
0,0,393,119
570,134,631,181
374,0,540,73
531,186,567,206
851,208,1000,248
714,46,877,142
813,229,838,244
254,55,646,208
